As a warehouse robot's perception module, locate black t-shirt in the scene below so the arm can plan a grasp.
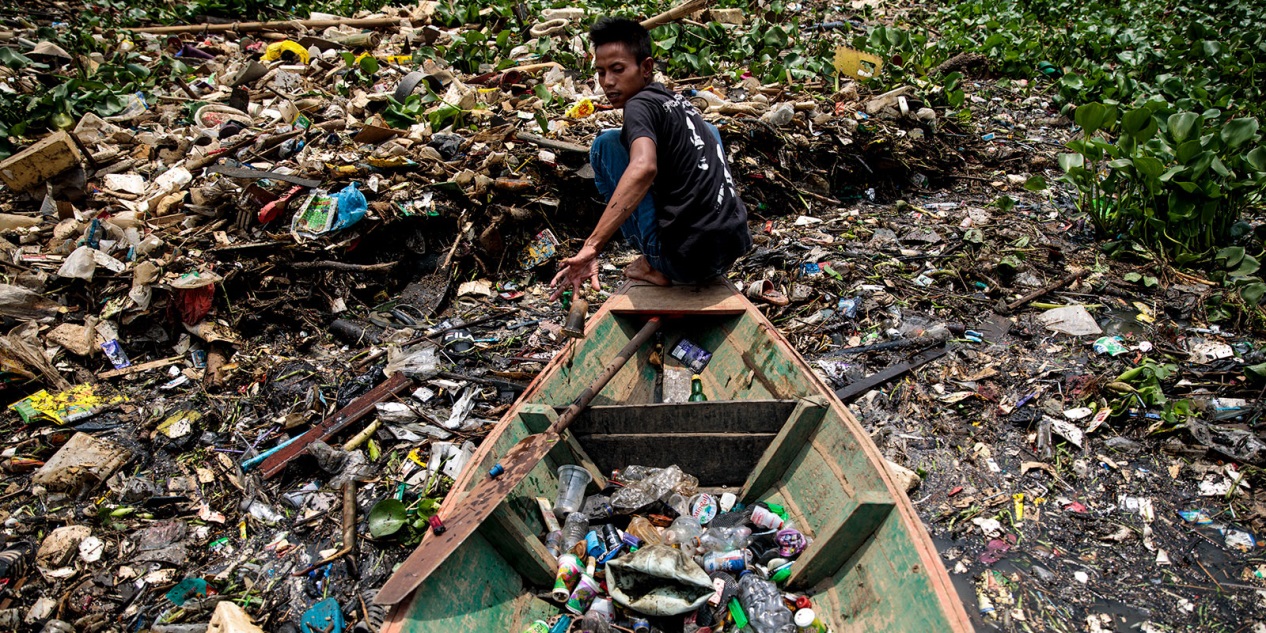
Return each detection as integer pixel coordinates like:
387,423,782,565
621,83,752,276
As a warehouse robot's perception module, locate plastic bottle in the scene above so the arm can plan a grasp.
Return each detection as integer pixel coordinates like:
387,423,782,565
626,516,662,546
700,525,752,552
738,571,795,633
702,549,751,574
663,515,704,552
561,512,590,552
610,465,685,513
689,374,707,401
545,530,564,558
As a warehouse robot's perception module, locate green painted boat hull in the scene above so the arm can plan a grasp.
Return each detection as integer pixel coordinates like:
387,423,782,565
381,283,973,633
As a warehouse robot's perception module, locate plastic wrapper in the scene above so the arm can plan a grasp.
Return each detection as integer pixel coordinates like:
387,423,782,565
606,544,713,616
607,465,698,513
384,343,439,378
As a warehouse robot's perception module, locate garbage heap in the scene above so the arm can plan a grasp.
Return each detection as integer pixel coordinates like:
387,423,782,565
537,464,824,633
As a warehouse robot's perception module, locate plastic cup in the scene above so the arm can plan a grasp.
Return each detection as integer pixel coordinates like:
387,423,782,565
586,597,614,621
552,553,583,602
565,573,600,614
553,465,593,521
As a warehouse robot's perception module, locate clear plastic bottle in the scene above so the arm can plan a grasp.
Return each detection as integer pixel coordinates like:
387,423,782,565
700,525,752,552
738,571,795,633
663,515,704,553
626,516,662,546
561,512,590,552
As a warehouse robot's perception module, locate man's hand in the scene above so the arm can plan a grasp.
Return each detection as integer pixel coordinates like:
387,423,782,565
549,245,602,301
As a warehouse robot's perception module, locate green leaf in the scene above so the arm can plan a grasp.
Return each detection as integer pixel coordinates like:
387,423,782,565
1023,175,1047,191
1122,108,1151,137
1218,246,1246,267
1248,147,1266,172
534,84,552,107
1231,255,1260,277
359,56,380,75
1220,118,1259,149
1133,155,1164,180
1124,272,1142,282
1241,283,1266,305
1058,153,1084,172
1075,102,1108,135
1247,362,1266,381
1142,276,1158,288
1167,112,1200,144
0,47,32,69
340,51,355,66
369,498,408,538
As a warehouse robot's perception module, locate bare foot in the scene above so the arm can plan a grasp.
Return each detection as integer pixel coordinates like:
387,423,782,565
623,255,672,286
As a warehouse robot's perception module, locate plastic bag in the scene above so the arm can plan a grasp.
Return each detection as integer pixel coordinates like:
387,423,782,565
57,246,98,280
330,182,367,231
0,284,62,321
606,544,713,616
383,343,439,378
611,465,697,514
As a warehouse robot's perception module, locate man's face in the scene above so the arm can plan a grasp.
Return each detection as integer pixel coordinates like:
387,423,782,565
594,42,652,108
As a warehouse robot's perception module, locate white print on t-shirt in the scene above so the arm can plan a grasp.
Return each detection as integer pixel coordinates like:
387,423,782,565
662,94,739,209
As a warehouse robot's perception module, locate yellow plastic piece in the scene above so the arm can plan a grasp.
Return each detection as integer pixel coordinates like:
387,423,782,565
833,45,884,80
262,40,310,65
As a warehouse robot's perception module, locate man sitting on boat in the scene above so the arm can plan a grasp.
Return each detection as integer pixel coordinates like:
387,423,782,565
550,17,752,300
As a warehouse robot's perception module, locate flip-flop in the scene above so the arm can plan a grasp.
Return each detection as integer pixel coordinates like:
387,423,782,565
745,279,790,307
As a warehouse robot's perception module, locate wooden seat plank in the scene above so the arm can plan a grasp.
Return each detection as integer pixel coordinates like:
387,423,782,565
605,282,748,315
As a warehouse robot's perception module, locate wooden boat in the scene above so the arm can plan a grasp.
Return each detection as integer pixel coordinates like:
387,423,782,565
380,281,972,632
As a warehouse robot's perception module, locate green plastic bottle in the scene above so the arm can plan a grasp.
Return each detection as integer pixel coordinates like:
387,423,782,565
689,374,707,402
728,596,749,629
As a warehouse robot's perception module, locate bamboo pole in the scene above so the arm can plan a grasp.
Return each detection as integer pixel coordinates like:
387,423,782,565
131,16,403,35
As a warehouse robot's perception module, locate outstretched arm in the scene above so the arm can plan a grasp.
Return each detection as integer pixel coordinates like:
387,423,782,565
550,137,657,300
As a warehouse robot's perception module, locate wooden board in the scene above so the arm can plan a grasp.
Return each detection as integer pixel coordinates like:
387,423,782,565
574,432,777,486
604,281,748,315
571,400,796,435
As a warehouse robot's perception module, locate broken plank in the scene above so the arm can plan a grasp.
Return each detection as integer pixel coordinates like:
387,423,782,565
259,372,410,478
834,344,948,403
97,356,184,379
740,396,828,503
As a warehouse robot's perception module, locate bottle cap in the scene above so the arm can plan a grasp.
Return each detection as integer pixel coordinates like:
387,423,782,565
794,608,817,626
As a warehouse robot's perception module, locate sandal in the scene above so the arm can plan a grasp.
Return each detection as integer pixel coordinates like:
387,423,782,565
745,279,790,307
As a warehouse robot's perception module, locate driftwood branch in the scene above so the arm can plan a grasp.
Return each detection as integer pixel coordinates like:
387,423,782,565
132,16,403,35
515,131,590,154
288,260,397,272
641,0,710,29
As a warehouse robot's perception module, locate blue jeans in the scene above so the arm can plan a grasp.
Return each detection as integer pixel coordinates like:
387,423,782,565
590,125,723,284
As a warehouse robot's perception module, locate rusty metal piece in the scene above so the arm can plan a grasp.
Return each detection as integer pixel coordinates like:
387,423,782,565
374,317,662,606
260,372,410,478
562,298,588,338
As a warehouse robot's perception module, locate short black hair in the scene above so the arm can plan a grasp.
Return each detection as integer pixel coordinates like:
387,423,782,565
589,17,652,63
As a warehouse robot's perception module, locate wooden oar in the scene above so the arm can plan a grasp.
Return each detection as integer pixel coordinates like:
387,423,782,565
374,316,663,606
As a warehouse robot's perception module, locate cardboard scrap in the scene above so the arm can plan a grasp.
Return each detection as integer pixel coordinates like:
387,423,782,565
32,432,132,492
